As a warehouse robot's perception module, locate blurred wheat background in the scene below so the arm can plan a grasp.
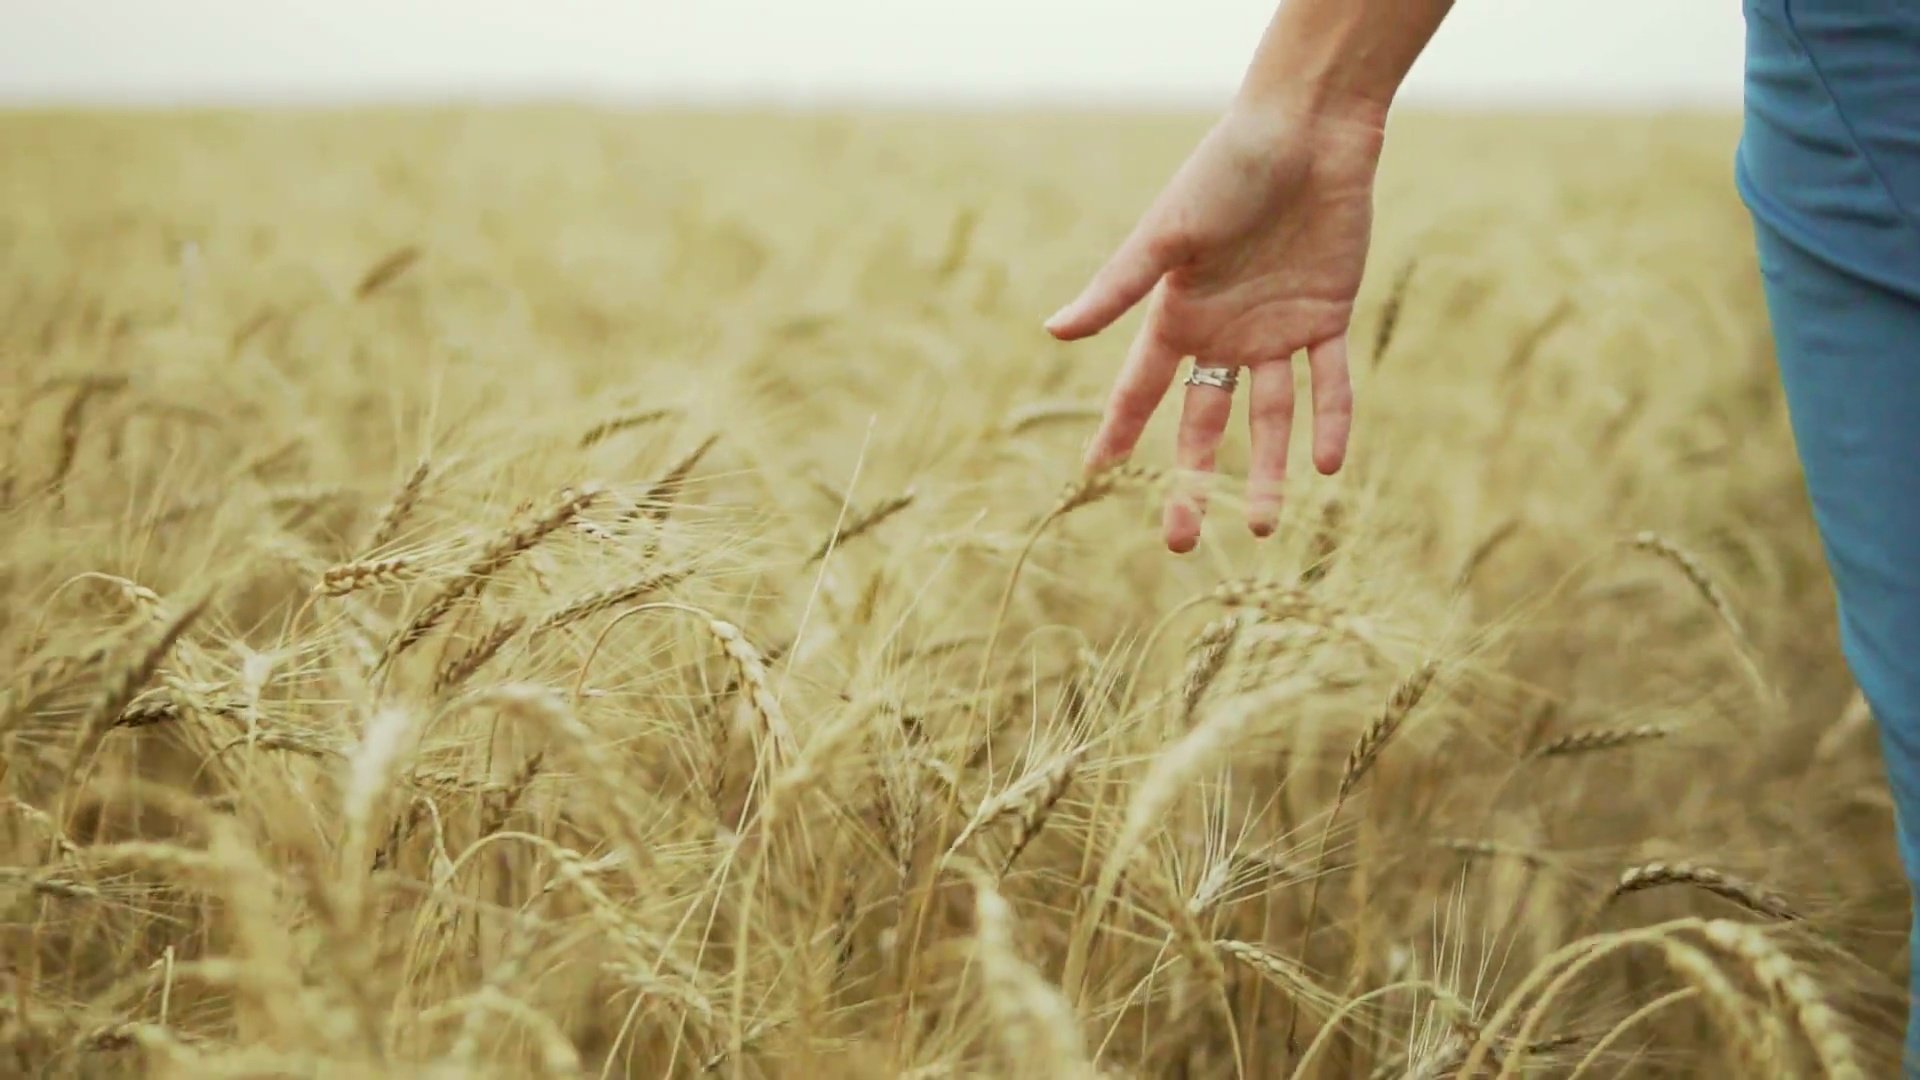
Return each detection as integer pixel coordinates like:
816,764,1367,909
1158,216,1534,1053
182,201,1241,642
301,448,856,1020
0,106,1907,1077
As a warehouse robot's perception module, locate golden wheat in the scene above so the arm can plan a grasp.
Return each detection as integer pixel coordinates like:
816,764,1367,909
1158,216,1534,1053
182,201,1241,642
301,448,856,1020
0,107,1901,1079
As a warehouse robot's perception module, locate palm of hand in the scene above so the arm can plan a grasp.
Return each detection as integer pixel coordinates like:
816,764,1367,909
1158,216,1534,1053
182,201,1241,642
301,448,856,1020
1046,109,1380,552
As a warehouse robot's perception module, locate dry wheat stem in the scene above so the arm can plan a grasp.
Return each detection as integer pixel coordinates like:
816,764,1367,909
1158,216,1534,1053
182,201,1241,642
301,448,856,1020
1467,921,1702,1079
999,748,1083,875
1699,920,1864,1079
1294,978,1463,1077
59,596,210,823
1454,518,1522,592
980,461,1160,695
1067,670,1321,1010
1655,938,1779,1078
49,377,122,495
1436,837,1549,870
970,871,1099,1080
1288,661,1439,1047
756,696,881,833
1565,988,1698,1079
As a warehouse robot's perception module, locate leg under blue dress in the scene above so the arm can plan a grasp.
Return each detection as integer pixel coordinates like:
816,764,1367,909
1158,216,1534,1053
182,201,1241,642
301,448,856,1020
1740,0,1920,1069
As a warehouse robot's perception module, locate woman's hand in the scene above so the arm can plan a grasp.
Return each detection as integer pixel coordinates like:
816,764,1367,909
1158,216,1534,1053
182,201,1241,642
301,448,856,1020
1044,100,1387,553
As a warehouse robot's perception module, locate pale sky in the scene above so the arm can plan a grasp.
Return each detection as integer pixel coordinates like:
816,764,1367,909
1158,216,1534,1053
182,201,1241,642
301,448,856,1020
0,1,1745,107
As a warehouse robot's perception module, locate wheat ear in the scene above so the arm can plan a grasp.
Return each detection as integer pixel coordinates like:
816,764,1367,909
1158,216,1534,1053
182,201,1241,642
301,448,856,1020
363,459,430,552
380,484,600,669
1289,660,1439,1049
1533,724,1673,758
1607,862,1798,921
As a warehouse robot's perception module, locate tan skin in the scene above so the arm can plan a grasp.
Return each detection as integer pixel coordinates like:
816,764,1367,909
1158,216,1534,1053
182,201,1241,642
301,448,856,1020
1045,0,1455,553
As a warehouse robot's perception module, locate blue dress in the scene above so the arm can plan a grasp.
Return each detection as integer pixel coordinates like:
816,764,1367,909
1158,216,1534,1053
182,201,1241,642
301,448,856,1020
1740,0,1920,1069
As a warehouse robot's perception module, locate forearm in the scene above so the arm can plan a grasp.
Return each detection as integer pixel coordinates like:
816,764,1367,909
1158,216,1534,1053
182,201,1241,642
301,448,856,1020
1237,0,1455,122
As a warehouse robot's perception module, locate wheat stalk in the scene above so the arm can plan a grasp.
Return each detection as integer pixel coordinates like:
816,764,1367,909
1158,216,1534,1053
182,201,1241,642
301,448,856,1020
1655,938,1777,1078
1699,920,1862,1079
757,698,880,831
999,748,1083,874
59,596,209,817
49,377,124,495
1339,661,1440,800
1063,669,1324,1005
970,873,1098,1080
1289,660,1439,1048
379,484,600,668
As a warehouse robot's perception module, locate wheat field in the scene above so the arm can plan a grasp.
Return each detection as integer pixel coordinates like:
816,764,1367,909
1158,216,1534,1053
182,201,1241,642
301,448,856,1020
0,106,1909,1077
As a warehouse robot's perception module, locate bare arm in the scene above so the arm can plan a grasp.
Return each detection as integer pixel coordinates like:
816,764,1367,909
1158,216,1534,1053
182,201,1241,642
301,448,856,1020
1045,1,1455,552
1239,0,1456,117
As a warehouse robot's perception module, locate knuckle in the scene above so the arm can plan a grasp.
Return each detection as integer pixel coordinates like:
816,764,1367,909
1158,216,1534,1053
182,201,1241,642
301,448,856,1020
1145,228,1195,265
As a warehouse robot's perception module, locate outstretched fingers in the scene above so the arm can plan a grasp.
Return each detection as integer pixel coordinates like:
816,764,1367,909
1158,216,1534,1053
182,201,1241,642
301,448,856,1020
1245,359,1295,537
1306,333,1354,475
1164,365,1235,554
1084,300,1182,472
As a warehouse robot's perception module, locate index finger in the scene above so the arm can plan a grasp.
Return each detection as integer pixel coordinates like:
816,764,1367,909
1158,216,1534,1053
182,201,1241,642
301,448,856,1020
1083,297,1183,471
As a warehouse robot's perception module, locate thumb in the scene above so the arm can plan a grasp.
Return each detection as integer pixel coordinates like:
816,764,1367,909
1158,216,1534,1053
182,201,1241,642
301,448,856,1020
1045,227,1179,342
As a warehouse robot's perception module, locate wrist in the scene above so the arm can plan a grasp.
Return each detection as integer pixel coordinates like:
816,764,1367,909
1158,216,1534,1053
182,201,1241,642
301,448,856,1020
1235,73,1394,140
1224,87,1389,174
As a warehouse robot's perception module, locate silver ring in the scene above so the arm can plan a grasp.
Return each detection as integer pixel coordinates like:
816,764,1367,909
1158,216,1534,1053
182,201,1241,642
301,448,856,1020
1185,365,1238,392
